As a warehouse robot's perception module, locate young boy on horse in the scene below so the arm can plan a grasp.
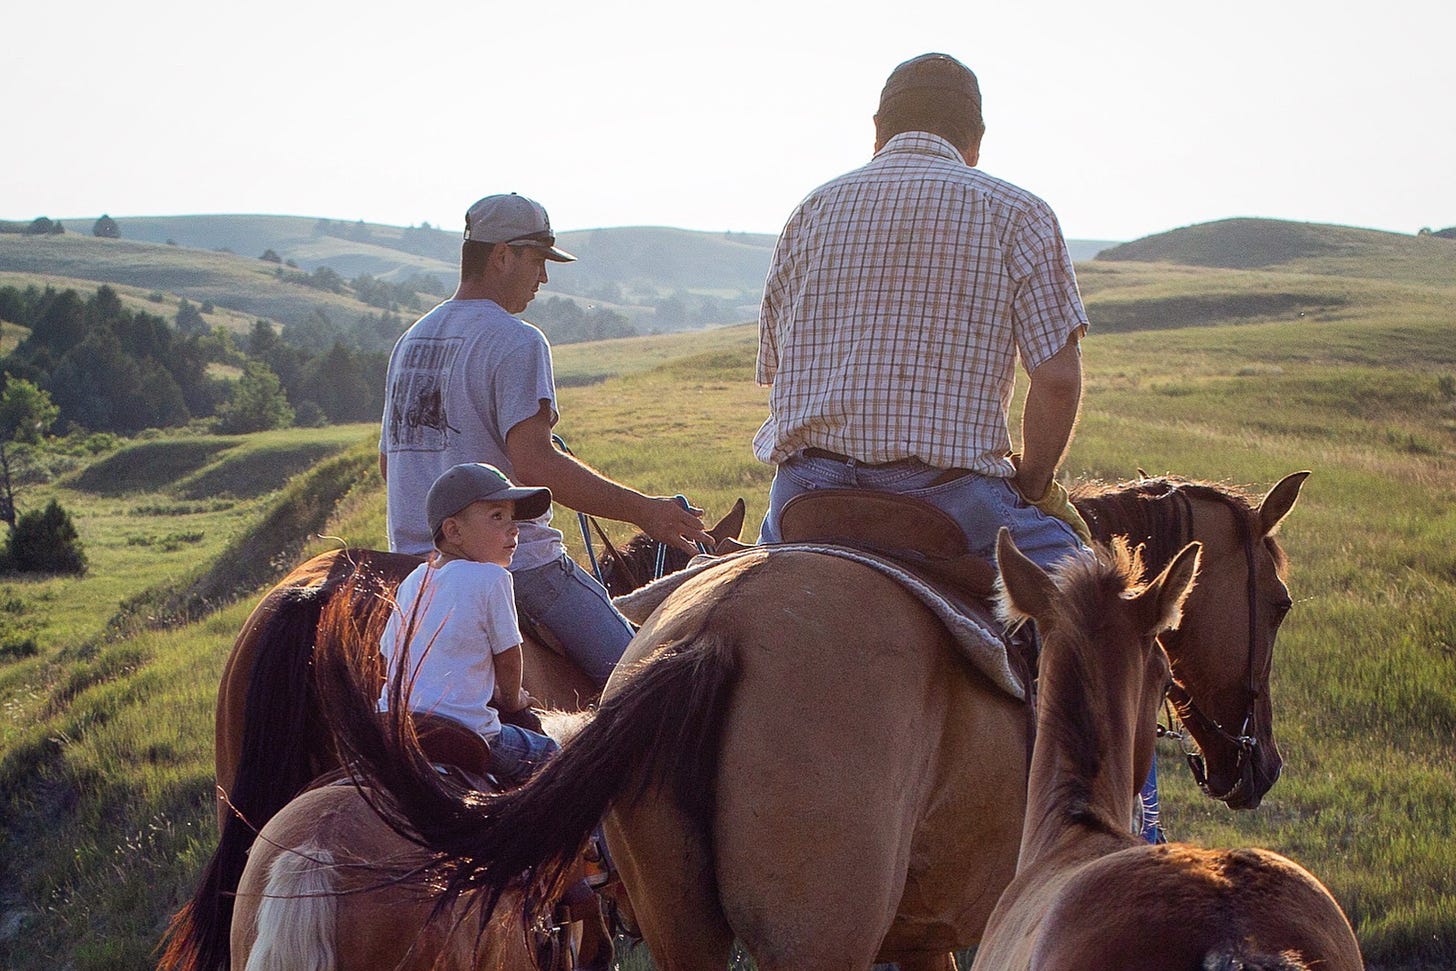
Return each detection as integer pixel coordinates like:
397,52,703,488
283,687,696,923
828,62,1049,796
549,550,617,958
378,462,558,784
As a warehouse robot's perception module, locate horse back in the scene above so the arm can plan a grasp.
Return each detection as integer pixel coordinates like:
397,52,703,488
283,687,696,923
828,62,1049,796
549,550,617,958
986,843,1362,971
234,785,532,971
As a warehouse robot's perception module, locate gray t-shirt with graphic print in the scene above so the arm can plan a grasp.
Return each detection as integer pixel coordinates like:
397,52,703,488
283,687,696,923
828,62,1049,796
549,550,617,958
380,298,563,569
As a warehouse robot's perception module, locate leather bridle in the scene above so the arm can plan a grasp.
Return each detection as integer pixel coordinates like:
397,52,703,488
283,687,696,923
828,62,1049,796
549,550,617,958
1159,487,1268,804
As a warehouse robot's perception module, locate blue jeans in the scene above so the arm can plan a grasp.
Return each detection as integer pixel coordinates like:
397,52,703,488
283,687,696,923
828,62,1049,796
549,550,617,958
489,723,559,785
758,453,1088,570
513,553,634,687
1139,760,1166,844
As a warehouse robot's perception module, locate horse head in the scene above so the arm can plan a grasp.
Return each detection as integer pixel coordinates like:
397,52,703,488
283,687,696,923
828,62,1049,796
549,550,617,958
999,531,1202,822
599,498,746,596
1152,471,1309,810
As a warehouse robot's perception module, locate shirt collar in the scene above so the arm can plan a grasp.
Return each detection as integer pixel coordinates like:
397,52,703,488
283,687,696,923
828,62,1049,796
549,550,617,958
873,131,967,164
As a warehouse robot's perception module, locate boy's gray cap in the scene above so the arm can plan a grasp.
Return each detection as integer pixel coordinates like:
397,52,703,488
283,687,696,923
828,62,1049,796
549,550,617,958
463,193,576,262
427,463,553,539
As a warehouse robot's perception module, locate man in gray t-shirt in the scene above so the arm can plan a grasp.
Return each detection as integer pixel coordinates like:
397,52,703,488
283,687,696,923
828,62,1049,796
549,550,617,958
381,193,712,686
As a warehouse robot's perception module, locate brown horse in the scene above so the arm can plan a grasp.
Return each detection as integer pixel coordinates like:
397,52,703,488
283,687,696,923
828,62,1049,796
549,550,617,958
160,548,595,971
316,472,1310,970
230,784,535,970
161,506,745,971
977,530,1361,971
227,581,603,971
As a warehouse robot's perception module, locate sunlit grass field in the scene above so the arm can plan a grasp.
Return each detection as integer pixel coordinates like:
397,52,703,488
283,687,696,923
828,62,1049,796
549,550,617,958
1,254,1453,967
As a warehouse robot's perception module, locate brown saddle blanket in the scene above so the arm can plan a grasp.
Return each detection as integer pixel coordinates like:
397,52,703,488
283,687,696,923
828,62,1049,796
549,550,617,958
778,489,999,605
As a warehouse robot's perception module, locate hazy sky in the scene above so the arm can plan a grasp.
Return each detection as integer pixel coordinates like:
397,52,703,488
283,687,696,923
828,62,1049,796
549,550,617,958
7,0,1454,242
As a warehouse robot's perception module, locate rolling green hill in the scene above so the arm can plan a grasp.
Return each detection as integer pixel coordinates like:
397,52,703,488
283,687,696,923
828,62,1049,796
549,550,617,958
1076,217,1455,335
0,234,399,337
0,219,777,336
1098,216,1456,284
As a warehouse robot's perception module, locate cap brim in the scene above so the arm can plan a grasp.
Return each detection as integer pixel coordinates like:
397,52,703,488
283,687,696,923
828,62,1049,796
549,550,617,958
518,241,576,262
501,487,553,520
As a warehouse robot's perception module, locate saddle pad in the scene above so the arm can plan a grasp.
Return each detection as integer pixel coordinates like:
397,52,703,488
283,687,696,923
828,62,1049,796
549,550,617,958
613,545,1022,700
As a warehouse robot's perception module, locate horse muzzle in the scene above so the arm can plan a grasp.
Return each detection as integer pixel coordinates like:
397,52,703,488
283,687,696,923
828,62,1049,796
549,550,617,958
1200,736,1282,810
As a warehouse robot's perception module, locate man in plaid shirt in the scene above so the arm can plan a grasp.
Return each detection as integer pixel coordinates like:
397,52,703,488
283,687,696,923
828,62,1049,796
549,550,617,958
754,52,1092,572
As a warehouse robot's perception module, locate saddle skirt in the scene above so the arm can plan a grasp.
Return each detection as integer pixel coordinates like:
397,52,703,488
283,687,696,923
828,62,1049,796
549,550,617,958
614,544,1022,700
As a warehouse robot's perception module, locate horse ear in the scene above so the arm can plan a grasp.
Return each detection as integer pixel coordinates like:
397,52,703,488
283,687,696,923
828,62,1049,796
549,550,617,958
995,528,1059,626
1257,471,1310,537
1136,541,1202,635
709,498,747,544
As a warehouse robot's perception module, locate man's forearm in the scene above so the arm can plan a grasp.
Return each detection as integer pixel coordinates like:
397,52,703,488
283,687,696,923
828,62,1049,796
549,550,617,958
1017,339,1083,500
511,446,651,525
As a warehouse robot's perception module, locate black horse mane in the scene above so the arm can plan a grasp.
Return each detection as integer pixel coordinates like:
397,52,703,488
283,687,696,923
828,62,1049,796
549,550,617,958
597,534,698,597
1073,475,1284,578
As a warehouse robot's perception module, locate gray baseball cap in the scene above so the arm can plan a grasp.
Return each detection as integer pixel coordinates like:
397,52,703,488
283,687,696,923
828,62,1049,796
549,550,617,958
426,463,553,541
463,193,576,262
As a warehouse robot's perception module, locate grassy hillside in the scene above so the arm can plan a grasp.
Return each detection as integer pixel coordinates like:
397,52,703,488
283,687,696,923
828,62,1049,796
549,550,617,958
0,234,395,336
1099,216,1456,284
0,234,1453,968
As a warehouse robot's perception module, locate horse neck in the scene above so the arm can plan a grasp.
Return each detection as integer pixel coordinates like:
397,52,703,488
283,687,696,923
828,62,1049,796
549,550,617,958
1019,615,1151,868
603,535,691,596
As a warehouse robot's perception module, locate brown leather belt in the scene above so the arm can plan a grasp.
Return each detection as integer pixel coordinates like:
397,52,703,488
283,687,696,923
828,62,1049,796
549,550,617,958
800,448,971,486
802,447,901,467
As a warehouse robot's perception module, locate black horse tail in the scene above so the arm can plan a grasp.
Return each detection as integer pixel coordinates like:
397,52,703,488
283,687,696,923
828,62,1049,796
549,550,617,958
158,585,330,971
316,602,740,938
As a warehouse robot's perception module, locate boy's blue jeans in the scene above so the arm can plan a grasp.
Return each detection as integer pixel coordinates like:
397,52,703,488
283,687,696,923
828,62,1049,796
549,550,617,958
489,724,559,785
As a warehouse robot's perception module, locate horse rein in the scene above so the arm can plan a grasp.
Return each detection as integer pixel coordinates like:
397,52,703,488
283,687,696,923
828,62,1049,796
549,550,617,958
1159,487,1265,803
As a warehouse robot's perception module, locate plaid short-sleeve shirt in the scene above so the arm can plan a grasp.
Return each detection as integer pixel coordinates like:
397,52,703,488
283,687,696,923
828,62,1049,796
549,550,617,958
753,132,1088,475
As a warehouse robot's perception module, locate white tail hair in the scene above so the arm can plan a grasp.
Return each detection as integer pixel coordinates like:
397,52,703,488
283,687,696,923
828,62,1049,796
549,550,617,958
243,846,338,971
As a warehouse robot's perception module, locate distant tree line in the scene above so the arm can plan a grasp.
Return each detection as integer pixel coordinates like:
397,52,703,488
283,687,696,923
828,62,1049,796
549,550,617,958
528,296,637,343
0,284,388,436
0,286,216,433
0,215,123,237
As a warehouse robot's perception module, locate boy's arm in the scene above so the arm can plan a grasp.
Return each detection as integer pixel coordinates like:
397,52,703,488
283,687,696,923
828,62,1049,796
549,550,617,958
491,643,530,713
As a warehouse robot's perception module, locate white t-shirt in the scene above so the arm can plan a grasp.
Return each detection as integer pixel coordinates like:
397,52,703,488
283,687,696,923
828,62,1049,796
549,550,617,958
380,298,564,569
377,559,521,740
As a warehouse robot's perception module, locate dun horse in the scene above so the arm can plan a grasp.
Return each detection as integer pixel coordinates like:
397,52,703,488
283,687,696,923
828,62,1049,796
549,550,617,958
320,472,1309,970
976,530,1361,971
